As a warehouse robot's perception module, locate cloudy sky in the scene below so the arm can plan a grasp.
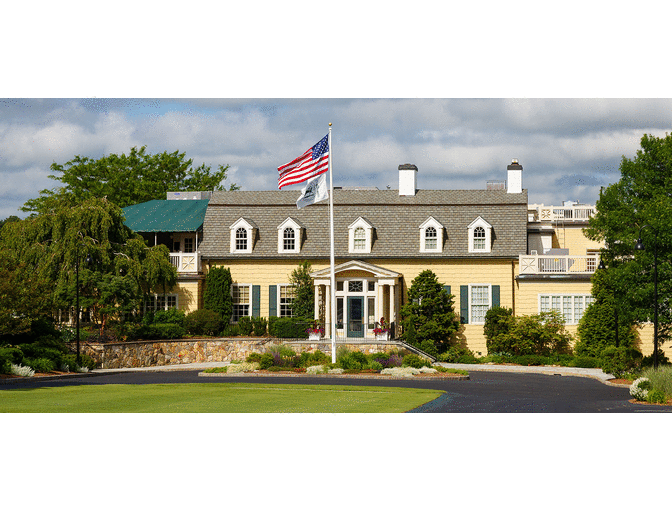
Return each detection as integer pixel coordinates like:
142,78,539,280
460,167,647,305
1,97,671,219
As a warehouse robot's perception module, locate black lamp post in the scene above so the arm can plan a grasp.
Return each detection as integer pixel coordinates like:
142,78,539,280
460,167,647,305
597,259,619,348
75,249,92,365
635,225,658,369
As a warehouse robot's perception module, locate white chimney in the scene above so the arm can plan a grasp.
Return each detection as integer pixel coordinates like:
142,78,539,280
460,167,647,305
399,164,417,196
507,159,523,194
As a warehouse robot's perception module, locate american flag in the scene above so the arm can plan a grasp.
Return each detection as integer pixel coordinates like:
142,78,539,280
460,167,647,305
278,134,329,189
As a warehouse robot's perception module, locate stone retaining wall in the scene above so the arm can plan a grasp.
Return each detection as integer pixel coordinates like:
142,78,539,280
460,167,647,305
76,339,412,369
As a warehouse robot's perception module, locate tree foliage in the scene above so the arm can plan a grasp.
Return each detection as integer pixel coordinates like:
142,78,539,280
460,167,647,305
400,270,460,354
204,266,233,323
585,132,672,344
0,197,177,335
22,146,239,213
575,268,638,357
485,310,572,356
289,261,315,319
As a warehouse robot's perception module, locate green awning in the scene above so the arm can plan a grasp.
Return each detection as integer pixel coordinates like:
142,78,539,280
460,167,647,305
123,200,209,233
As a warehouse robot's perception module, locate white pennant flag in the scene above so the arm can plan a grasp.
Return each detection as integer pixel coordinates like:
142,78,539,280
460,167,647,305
296,173,328,209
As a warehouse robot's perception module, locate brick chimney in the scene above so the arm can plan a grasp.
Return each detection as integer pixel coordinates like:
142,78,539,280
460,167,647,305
399,164,417,196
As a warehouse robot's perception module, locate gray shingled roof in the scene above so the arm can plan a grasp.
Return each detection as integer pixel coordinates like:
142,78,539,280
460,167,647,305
200,189,528,259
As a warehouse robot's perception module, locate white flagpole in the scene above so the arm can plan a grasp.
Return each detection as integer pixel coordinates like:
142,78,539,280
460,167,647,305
328,124,337,363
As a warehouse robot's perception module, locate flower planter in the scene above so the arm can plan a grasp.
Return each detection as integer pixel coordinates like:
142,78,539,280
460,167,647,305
375,331,390,341
308,332,322,341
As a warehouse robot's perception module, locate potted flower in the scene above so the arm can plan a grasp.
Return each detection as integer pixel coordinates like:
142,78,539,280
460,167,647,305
306,320,325,341
373,317,390,341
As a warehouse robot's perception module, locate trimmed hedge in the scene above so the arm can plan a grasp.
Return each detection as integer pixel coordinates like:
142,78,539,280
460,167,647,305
268,317,310,338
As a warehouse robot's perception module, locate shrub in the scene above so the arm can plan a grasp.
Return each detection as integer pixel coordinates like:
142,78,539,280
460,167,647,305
221,324,240,337
137,324,186,340
515,354,547,366
11,363,35,377
183,309,223,336
600,346,642,378
246,352,263,363
237,316,254,336
0,346,24,365
259,353,275,370
419,339,438,357
647,389,667,404
571,356,600,368
269,317,310,338
488,311,572,356
437,345,475,363
153,309,186,325
630,377,651,401
203,266,233,323
61,353,97,371
24,357,55,373
641,366,672,398
369,360,383,371
252,317,268,336
641,349,671,368
484,306,514,353
402,353,431,369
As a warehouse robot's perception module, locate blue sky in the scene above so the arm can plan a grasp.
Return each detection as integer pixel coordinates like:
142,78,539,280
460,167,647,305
2,98,671,219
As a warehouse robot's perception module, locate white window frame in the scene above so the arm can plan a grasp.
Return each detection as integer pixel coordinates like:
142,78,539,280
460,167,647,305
277,217,302,254
419,217,444,253
277,284,295,318
232,284,252,322
348,217,374,254
144,293,179,312
469,284,492,325
230,218,256,254
539,294,594,324
468,216,493,253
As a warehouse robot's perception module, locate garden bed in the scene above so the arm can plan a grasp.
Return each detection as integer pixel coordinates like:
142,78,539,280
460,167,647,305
198,368,469,380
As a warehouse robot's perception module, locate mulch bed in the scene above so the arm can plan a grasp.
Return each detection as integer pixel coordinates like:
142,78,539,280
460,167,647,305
199,369,469,380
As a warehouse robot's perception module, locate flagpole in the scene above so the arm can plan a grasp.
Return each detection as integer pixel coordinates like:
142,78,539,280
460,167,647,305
328,124,337,363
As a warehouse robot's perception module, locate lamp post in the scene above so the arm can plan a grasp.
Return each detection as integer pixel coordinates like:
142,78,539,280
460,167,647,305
75,249,92,365
597,259,619,348
635,225,658,369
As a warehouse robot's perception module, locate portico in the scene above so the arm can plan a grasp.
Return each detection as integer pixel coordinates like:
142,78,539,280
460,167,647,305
310,260,401,340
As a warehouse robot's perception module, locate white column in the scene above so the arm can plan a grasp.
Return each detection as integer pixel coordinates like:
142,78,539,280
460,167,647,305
377,282,384,325
390,284,396,326
314,285,320,321
325,283,331,338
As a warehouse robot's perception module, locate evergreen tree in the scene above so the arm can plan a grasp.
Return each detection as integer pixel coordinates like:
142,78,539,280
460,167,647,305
203,267,233,323
289,261,314,319
400,270,460,353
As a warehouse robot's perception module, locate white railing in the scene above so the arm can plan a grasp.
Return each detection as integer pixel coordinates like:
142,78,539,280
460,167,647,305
169,252,201,273
519,254,598,275
528,204,596,223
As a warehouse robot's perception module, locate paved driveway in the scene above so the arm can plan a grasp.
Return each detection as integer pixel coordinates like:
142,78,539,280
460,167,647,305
2,368,668,412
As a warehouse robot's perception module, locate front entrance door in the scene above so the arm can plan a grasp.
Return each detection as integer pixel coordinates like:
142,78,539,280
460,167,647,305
347,296,364,338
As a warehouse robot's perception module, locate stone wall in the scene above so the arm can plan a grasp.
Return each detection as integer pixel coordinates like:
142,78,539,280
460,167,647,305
77,339,412,369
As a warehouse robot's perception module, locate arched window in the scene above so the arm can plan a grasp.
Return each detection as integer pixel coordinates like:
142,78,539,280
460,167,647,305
236,227,248,251
354,227,366,250
425,227,437,250
473,227,486,250
283,227,295,251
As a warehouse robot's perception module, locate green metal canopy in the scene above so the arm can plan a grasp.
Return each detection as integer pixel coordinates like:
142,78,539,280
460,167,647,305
123,200,209,233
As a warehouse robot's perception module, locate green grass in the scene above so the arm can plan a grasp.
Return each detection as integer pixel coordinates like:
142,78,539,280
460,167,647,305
0,383,444,413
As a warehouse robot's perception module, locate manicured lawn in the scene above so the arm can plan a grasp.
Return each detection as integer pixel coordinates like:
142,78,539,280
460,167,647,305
0,383,444,413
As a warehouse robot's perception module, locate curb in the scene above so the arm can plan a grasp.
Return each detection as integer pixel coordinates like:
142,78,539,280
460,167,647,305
197,371,470,381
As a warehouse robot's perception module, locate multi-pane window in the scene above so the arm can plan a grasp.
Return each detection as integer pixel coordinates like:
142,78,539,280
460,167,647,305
283,228,295,251
473,227,486,250
348,280,363,292
539,294,594,324
470,285,491,324
236,228,248,251
354,228,366,250
279,285,295,317
425,227,437,250
232,285,250,322
184,238,194,253
144,294,178,311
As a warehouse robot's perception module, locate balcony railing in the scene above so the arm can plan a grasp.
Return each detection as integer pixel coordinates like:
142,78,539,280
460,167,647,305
170,252,201,273
519,254,598,275
528,204,596,223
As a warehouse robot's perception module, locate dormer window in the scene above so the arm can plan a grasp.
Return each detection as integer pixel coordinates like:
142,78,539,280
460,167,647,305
277,217,303,254
419,217,444,253
230,218,257,254
348,217,374,254
468,216,492,253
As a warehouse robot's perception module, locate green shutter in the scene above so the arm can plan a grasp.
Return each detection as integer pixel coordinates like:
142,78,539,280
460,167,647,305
492,285,500,307
252,285,261,317
269,285,277,317
460,285,469,324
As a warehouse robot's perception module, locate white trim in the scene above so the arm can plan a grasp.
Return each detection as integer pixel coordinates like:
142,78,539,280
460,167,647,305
231,283,252,322
468,284,492,325
468,216,492,253
348,217,374,254
419,216,444,253
538,293,594,324
277,283,295,318
277,217,302,254
229,218,256,254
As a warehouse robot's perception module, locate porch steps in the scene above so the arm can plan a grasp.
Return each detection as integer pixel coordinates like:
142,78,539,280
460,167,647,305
395,341,437,363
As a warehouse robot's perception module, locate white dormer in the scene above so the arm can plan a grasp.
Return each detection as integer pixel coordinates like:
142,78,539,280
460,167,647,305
419,217,444,253
277,217,303,254
468,216,493,253
348,217,374,254
230,217,257,254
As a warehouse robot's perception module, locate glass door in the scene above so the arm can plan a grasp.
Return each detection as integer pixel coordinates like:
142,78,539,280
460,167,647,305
347,296,364,338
